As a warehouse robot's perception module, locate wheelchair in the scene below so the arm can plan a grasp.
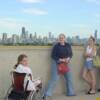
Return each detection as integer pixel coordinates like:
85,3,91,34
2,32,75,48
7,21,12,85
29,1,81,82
5,71,43,100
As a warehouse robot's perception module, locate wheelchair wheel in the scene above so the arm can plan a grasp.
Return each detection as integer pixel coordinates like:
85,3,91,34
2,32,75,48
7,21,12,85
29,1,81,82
27,88,42,100
4,86,13,100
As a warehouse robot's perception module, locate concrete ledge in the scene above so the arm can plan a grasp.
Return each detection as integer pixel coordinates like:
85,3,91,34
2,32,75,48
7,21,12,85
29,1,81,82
0,46,99,98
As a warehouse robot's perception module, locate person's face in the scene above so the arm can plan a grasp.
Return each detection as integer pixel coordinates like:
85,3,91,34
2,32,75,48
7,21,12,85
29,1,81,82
20,57,28,66
59,35,65,44
88,38,94,46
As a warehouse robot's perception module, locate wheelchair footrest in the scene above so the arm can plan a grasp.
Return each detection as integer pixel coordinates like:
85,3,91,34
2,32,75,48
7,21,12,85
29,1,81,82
8,90,25,99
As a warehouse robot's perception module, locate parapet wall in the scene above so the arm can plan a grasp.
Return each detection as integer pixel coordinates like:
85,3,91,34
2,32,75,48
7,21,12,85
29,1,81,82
0,46,99,98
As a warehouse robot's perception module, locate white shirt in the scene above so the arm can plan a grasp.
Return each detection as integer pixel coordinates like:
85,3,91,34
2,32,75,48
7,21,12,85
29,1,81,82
15,64,36,91
15,64,33,75
86,46,93,61
14,64,41,91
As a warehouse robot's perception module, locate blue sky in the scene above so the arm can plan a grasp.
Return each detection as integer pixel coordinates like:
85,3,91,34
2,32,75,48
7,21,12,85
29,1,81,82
0,0,100,38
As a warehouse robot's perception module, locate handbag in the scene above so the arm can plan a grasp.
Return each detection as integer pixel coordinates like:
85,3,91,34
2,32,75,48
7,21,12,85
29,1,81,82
58,62,69,75
93,47,100,67
93,56,100,67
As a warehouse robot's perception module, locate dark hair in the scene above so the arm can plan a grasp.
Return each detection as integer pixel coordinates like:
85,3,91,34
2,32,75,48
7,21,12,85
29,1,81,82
14,54,27,69
90,36,95,42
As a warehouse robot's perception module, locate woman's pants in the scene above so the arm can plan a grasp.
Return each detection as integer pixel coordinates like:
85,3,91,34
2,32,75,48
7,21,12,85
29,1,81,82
44,60,75,96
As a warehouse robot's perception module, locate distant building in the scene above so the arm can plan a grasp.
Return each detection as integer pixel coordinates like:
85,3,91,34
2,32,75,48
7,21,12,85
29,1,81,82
22,27,25,35
21,27,29,43
43,36,48,44
34,32,37,39
72,35,81,45
12,34,19,44
33,32,38,43
2,33,8,44
48,32,52,39
21,27,26,39
29,34,33,40
7,38,13,44
67,37,72,44
48,32,55,43
94,29,98,40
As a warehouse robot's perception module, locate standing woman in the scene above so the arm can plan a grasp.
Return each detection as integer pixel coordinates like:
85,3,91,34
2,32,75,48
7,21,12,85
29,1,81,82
82,36,96,94
43,34,76,100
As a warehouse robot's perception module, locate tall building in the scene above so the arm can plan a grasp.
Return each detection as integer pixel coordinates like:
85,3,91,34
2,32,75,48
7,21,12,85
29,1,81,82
21,27,29,43
72,35,81,45
48,32,52,39
34,32,37,39
12,34,19,44
22,27,25,34
2,33,8,44
29,34,33,40
94,30,97,40
21,27,26,39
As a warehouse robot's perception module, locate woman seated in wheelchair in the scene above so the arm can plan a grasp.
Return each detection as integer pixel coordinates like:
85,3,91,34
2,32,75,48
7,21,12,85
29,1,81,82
13,54,42,92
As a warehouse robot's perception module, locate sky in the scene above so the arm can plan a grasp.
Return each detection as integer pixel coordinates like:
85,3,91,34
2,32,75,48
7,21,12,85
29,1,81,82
0,0,100,38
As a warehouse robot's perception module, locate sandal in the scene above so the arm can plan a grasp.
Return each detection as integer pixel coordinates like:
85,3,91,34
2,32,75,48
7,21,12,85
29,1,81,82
87,91,96,95
86,88,91,94
97,89,100,92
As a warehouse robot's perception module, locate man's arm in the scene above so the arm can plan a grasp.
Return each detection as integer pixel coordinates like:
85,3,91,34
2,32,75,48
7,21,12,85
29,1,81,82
51,44,59,63
66,44,73,63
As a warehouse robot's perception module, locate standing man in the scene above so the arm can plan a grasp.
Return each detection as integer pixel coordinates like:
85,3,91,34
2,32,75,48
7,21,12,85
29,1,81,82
43,33,76,100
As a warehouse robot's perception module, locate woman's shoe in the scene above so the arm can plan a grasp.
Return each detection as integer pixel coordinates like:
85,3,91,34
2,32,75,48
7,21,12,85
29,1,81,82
97,89,100,92
87,92,96,95
87,90,96,95
86,88,91,94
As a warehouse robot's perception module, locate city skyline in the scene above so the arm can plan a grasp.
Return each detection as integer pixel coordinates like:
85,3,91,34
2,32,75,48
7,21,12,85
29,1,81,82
0,26,99,39
0,26,100,45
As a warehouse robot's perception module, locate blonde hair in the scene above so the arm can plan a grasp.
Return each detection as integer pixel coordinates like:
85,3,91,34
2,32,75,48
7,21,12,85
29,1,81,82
59,33,66,38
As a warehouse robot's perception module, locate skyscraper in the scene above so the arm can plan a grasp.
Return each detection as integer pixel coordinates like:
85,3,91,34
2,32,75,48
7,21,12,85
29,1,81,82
21,27,29,43
12,34,19,44
48,32,52,39
29,34,33,40
22,27,25,34
21,27,26,39
94,30,97,40
2,33,7,44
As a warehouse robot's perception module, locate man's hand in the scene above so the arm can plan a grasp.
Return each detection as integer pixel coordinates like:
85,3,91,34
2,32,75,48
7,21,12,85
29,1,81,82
59,58,66,62
59,58,70,64
65,58,70,64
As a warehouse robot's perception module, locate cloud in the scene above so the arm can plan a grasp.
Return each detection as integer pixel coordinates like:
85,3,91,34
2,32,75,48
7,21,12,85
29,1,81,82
23,8,48,15
0,18,31,34
85,0,100,4
18,0,46,3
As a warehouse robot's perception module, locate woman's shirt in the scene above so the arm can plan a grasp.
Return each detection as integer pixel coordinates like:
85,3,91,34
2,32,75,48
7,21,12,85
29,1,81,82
15,64,33,76
15,64,35,91
51,42,73,62
86,45,96,61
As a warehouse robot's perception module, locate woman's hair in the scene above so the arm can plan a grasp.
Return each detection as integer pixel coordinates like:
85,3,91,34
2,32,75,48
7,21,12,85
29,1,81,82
89,36,95,42
14,54,27,69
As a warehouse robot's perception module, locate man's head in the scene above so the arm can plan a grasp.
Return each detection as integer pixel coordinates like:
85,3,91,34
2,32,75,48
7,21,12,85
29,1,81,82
58,33,66,44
